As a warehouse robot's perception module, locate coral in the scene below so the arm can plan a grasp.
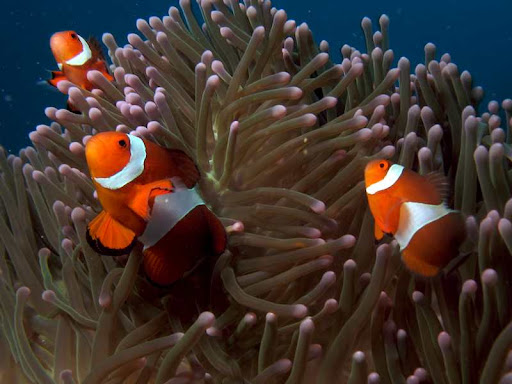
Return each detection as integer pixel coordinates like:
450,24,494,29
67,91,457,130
0,0,511,383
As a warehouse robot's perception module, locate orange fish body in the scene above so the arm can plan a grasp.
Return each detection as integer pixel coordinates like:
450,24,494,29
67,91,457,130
364,159,465,277
85,132,226,286
48,31,113,92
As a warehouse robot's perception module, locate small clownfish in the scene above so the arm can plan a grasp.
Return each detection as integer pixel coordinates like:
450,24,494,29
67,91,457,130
48,31,113,93
364,159,466,277
84,132,227,287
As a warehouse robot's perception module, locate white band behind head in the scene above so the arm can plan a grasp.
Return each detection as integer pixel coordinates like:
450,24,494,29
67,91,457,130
366,164,404,195
94,135,146,190
66,35,92,66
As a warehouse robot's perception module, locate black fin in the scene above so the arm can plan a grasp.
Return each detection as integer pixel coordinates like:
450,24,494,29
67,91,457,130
86,227,137,256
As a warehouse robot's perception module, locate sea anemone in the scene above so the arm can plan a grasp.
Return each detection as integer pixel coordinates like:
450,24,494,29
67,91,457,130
1,1,511,383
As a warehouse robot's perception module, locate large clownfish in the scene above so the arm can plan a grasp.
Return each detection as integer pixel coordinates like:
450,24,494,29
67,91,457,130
48,31,113,92
364,159,466,277
85,132,227,287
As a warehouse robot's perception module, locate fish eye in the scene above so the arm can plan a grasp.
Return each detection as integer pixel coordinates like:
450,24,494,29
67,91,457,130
70,33,77,39
118,139,127,147
379,161,387,169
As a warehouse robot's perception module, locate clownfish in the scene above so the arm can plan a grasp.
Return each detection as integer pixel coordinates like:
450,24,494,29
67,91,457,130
364,159,466,277
84,132,227,287
48,31,113,93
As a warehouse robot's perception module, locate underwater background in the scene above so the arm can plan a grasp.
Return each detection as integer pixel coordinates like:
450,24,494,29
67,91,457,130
1,0,511,151
1,0,512,383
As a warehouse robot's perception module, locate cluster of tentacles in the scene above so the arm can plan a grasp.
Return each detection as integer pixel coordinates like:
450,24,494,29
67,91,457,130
0,1,511,383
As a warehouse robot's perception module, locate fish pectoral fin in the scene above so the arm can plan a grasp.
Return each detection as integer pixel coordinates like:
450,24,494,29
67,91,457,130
47,71,67,87
129,180,174,220
86,210,136,255
381,199,404,234
374,223,385,241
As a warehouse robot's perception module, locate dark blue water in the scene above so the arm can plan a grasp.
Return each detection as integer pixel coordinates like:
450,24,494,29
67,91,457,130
1,0,511,152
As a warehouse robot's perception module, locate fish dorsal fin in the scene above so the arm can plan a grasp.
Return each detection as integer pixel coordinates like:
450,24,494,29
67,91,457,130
425,171,450,203
166,149,200,188
87,36,108,62
128,179,174,220
86,210,136,255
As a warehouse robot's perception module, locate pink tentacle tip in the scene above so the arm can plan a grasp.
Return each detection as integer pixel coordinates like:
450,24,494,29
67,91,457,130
292,304,308,319
28,131,41,143
31,170,45,183
413,367,428,381
271,105,287,118
302,227,321,238
206,327,222,337
462,279,477,295
98,293,112,308
353,350,366,363
71,207,86,222
288,87,303,100
482,268,498,286
437,331,451,349
499,218,512,234
59,369,74,381
230,121,239,134
310,200,325,214
299,317,314,334
323,299,338,313
275,359,292,373
308,344,323,360
318,255,333,266
322,271,336,285
205,75,219,89
198,312,215,328
42,289,56,303
265,312,277,323
412,291,424,304
368,372,380,383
